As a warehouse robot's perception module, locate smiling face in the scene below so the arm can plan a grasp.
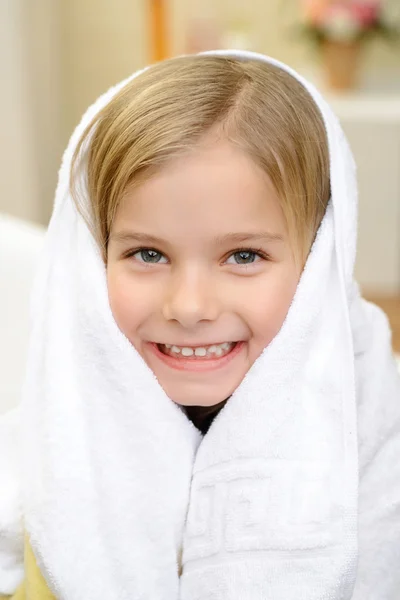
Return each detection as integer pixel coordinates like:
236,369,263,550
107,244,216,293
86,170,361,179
107,140,302,407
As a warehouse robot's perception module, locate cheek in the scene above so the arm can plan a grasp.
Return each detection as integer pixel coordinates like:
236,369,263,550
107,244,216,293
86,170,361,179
106,267,150,340
247,268,299,345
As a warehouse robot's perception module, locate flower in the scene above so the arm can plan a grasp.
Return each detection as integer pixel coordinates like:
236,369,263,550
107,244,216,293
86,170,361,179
302,0,331,24
351,1,381,27
298,0,399,45
321,5,363,41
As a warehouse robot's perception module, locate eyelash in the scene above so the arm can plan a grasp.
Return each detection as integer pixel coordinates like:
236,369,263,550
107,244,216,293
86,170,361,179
124,247,270,267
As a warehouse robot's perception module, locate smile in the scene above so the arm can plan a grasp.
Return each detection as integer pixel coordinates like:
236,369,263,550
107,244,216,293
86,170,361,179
148,340,245,372
158,341,235,359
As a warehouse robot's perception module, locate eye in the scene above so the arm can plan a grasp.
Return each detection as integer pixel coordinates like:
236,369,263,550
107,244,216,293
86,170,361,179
128,248,168,264
225,249,265,265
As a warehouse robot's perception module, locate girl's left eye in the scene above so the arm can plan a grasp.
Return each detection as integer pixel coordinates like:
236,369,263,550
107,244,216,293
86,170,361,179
225,250,265,265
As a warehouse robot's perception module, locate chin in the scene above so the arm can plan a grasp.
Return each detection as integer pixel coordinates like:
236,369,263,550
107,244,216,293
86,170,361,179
171,394,226,408
162,381,235,408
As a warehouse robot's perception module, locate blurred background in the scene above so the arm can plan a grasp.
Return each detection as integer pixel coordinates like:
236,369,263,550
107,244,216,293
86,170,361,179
0,0,399,412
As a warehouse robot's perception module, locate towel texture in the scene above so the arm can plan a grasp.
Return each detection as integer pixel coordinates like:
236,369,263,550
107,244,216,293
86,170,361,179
1,51,400,600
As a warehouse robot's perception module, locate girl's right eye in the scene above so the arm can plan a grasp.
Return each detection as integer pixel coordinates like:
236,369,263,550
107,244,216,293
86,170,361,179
128,248,168,264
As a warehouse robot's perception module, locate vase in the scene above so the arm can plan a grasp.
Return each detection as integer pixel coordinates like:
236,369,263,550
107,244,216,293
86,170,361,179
321,40,363,92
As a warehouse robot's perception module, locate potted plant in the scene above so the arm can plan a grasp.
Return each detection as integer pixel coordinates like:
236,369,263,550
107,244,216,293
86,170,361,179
299,0,399,91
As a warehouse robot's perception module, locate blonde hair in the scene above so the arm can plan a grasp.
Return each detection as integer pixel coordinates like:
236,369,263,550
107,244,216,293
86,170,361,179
71,55,330,265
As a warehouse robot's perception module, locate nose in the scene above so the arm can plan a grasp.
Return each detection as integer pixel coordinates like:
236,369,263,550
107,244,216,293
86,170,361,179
161,267,220,328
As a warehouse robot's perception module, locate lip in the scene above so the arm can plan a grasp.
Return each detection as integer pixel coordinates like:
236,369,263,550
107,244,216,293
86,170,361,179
147,341,245,372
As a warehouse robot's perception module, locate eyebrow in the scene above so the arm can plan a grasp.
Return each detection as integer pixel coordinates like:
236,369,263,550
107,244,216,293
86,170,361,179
109,231,284,245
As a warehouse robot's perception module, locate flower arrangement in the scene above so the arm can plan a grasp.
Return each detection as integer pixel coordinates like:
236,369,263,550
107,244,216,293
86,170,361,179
297,0,399,90
300,0,399,45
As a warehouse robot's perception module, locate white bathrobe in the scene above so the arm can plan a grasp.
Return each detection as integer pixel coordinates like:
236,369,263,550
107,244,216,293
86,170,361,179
1,50,400,600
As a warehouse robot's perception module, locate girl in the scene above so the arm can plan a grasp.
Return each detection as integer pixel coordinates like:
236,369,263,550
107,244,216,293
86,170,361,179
1,50,399,600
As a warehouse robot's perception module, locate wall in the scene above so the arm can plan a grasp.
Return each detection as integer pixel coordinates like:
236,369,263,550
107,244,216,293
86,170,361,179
23,0,63,223
59,0,147,145
0,0,61,225
0,0,40,222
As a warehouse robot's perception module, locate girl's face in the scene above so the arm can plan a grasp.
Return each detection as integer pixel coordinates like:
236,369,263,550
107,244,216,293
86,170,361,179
107,140,302,407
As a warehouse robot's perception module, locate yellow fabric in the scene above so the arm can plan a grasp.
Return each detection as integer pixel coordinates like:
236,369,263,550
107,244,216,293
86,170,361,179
1,535,56,600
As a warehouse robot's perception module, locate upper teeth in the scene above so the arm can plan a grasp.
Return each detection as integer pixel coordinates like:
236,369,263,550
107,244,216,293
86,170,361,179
164,342,232,357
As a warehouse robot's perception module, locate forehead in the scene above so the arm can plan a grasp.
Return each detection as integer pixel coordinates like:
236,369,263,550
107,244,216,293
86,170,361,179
113,141,286,239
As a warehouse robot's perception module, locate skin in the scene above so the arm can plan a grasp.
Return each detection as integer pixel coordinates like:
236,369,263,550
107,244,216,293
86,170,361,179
107,139,303,407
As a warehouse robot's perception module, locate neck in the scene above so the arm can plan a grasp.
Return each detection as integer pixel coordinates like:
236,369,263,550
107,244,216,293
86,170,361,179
183,398,229,434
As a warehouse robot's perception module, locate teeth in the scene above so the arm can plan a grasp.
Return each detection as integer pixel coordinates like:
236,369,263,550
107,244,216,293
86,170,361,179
194,347,207,357
161,341,236,359
181,347,194,357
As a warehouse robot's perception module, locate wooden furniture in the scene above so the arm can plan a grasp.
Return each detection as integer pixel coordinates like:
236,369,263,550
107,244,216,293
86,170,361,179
150,0,168,62
366,295,400,354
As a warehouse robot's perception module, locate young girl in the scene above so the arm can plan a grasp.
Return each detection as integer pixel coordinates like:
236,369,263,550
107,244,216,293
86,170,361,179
1,50,399,600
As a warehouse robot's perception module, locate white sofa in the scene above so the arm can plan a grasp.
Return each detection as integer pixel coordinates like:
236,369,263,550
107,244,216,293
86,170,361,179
0,214,46,414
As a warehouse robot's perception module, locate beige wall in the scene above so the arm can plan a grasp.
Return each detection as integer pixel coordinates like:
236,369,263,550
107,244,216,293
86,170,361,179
23,0,63,224
0,0,40,223
59,0,147,144
1,0,148,224
0,0,61,224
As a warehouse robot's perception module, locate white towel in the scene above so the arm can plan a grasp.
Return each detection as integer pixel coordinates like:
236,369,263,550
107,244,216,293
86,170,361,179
1,50,400,600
